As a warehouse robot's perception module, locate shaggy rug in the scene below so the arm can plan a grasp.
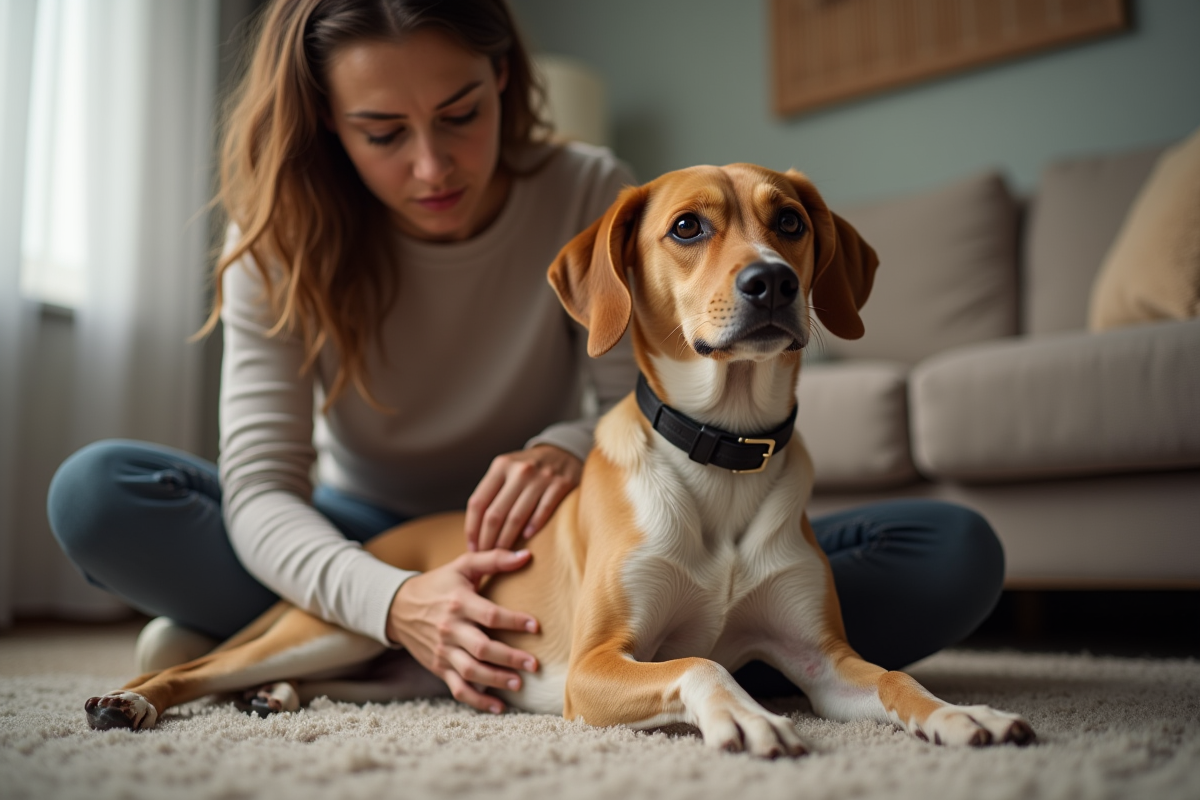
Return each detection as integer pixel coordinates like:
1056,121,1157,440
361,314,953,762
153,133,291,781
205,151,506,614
2,622,1198,800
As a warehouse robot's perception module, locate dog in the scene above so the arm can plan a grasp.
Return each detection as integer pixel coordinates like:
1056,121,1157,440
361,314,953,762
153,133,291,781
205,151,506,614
83,164,1034,757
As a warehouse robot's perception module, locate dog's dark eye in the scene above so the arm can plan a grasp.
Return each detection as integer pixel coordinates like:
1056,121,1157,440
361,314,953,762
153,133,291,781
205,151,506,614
778,209,804,237
671,213,703,241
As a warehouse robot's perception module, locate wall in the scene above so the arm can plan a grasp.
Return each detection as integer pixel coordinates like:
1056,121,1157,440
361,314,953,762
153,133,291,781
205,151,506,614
510,0,1200,206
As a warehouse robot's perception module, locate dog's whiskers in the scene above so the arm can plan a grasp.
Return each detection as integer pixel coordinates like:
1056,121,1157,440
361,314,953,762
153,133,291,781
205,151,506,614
661,312,723,357
660,312,711,347
804,303,830,356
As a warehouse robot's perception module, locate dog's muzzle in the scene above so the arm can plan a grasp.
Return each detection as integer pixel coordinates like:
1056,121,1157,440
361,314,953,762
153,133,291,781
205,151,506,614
694,261,806,355
736,261,799,310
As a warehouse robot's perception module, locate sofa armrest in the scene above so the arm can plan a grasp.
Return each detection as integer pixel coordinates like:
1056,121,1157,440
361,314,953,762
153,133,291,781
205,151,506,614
909,318,1200,482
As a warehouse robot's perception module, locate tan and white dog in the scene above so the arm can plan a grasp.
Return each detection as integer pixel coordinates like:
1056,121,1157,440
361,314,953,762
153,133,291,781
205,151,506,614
84,164,1033,757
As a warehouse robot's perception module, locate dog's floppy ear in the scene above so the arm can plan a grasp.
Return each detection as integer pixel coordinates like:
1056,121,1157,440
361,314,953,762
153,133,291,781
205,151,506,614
548,184,648,357
784,170,879,340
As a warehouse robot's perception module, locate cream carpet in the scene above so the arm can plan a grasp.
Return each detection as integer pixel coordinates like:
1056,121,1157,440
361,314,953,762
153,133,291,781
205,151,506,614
2,622,1198,800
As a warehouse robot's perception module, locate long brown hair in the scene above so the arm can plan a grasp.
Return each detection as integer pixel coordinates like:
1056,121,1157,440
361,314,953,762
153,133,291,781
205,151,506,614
201,0,549,410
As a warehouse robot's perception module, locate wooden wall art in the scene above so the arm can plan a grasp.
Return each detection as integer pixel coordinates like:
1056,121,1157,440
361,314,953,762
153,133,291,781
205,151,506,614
772,0,1129,117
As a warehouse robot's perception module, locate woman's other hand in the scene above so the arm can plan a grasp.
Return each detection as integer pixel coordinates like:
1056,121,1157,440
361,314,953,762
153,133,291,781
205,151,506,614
386,549,539,714
465,445,582,552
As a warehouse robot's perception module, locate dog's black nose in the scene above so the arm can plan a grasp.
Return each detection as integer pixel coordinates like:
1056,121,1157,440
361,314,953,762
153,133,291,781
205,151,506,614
736,262,799,310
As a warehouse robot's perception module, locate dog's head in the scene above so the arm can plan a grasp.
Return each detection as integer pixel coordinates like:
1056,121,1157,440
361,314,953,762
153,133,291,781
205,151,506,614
548,164,878,369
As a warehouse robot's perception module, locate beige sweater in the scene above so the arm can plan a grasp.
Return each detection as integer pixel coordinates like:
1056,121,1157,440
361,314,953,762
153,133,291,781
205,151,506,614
218,143,637,645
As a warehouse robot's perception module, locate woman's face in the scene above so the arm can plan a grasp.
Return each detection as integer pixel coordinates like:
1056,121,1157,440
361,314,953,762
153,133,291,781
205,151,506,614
324,31,509,242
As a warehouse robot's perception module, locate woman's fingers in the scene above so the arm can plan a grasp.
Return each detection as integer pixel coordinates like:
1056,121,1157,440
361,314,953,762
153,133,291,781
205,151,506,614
494,479,548,551
524,476,574,540
453,548,534,585
447,644,522,692
464,463,506,552
459,625,539,672
475,459,550,552
443,670,505,715
385,557,542,716
465,446,584,551
459,588,539,637
473,464,533,552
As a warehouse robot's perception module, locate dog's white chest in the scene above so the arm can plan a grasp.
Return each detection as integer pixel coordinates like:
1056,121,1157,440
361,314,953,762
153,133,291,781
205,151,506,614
620,438,813,666
630,545,746,663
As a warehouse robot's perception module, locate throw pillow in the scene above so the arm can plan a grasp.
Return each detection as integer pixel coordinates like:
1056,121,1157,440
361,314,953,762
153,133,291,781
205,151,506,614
1088,126,1200,331
822,171,1019,364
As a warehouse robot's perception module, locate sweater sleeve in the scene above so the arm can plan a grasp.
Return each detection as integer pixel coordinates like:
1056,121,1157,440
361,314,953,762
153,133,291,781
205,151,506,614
525,154,640,459
218,245,414,647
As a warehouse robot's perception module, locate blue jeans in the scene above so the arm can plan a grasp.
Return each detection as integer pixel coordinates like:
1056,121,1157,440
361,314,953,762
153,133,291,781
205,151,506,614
47,439,1005,681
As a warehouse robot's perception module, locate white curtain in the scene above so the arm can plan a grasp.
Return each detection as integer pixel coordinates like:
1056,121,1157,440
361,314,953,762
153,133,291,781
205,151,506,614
0,0,41,628
0,0,219,625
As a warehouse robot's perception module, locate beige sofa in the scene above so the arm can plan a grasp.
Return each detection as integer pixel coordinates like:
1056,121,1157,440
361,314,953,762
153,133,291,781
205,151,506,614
797,140,1200,588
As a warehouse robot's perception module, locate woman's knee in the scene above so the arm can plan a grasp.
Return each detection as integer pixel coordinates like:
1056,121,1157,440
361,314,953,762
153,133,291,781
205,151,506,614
47,439,216,564
939,503,1005,587
930,502,1006,635
49,440,132,560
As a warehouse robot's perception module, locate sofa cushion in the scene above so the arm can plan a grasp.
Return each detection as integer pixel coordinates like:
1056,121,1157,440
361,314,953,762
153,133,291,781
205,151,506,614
1089,127,1200,331
1023,145,1164,336
796,360,917,490
822,172,1019,365
909,317,1200,483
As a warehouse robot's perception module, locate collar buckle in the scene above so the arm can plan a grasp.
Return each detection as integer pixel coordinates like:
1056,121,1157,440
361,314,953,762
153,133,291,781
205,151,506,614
731,437,776,474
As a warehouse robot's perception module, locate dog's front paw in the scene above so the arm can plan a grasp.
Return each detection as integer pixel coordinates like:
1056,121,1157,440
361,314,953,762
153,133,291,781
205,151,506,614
84,691,159,731
918,705,1034,747
696,697,808,758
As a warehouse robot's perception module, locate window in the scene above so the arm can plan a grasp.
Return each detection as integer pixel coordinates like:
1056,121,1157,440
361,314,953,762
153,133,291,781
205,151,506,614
20,0,88,309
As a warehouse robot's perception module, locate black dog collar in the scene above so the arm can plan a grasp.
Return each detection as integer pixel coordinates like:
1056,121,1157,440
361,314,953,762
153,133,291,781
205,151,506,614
635,373,797,474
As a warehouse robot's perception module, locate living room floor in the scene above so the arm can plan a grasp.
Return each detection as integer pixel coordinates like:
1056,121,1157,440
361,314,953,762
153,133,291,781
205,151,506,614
3,592,1198,800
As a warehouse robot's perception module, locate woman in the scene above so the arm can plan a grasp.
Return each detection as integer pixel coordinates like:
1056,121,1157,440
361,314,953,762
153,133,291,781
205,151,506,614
48,0,1005,714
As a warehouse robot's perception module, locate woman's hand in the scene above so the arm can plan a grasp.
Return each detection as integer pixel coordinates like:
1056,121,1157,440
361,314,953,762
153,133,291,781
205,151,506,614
465,444,582,552
386,549,540,714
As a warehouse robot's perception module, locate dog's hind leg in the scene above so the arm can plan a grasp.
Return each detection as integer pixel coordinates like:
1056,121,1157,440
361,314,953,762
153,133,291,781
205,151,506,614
242,680,302,716
294,650,451,705
240,651,449,716
85,607,385,731
208,601,292,654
